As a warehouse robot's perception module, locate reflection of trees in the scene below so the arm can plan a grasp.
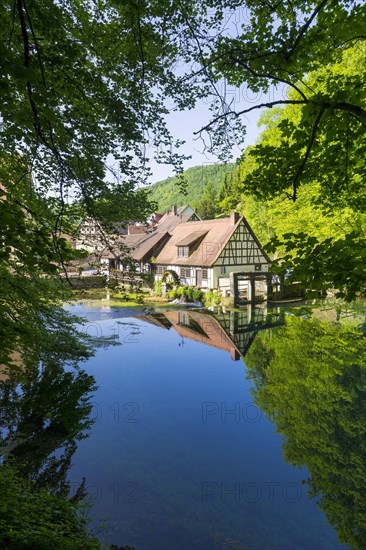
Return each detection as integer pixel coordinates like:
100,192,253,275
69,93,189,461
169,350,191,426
0,361,96,497
0,314,102,499
0,319,119,548
245,316,366,549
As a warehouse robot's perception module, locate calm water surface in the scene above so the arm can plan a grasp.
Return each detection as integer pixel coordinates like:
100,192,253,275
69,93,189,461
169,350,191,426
63,302,364,550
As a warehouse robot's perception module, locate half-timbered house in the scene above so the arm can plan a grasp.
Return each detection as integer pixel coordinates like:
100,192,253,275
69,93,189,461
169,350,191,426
153,212,271,297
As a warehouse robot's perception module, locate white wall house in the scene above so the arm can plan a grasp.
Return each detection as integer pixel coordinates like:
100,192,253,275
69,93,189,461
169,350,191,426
153,212,271,294
99,205,200,276
74,217,107,253
97,206,270,297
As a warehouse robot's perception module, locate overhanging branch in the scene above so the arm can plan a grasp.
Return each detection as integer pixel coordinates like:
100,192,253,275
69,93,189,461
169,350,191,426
194,98,366,135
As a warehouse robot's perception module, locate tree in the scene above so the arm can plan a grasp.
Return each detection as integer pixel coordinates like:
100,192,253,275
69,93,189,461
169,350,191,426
215,47,366,299
193,1,365,154
0,0,211,371
194,180,220,219
241,46,365,208
217,171,241,214
258,48,365,300
218,174,230,203
0,463,100,550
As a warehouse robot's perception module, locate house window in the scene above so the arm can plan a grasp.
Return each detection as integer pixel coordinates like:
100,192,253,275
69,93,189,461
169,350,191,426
156,265,167,275
202,268,208,280
178,312,190,326
221,265,226,274
180,267,191,278
255,264,262,271
178,246,189,257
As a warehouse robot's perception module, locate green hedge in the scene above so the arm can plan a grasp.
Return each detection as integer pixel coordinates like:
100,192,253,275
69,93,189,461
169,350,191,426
168,286,203,302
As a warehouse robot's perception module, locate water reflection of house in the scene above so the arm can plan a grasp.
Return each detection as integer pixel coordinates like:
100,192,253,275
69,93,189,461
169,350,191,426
138,307,284,361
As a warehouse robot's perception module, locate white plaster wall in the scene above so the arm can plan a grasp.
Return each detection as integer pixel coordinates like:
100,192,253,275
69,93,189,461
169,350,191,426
154,265,214,289
212,265,270,289
213,263,270,273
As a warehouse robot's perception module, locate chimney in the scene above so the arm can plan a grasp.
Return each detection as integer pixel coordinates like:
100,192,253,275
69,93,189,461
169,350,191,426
172,205,177,215
230,212,240,225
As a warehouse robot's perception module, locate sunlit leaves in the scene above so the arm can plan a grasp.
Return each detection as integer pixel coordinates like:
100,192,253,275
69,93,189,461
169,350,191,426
226,45,366,299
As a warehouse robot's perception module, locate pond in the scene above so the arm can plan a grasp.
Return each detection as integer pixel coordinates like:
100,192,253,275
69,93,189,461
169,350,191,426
1,300,366,549
67,302,365,550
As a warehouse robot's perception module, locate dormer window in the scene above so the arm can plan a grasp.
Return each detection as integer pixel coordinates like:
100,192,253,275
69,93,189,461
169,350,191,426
178,246,189,257
176,230,208,258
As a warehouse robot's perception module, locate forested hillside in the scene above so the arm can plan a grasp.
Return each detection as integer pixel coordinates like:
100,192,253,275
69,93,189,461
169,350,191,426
148,163,234,212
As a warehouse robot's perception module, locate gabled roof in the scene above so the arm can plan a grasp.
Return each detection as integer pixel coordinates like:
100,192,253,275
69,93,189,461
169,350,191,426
154,217,241,267
154,215,271,267
155,211,196,231
99,205,200,263
101,231,170,262
127,225,149,235
131,231,170,262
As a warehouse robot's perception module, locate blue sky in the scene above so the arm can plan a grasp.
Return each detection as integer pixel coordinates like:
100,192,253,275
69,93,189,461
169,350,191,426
143,5,288,185
145,79,286,184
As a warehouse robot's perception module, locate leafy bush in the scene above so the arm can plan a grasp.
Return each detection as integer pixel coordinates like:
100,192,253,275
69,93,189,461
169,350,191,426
0,464,100,550
169,286,203,303
169,288,180,300
192,288,204,302
203,290,222,307
154,280,163,296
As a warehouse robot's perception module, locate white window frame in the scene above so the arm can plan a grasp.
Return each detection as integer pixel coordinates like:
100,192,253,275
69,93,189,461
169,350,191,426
178,246,189,258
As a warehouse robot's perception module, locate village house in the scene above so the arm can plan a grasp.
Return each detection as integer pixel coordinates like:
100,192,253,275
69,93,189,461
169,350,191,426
75,206,198,256
153,212,271,299
135,307,284,361
98,206,271,300
73,214,164,253
100,205,200,274
73,217,115,253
